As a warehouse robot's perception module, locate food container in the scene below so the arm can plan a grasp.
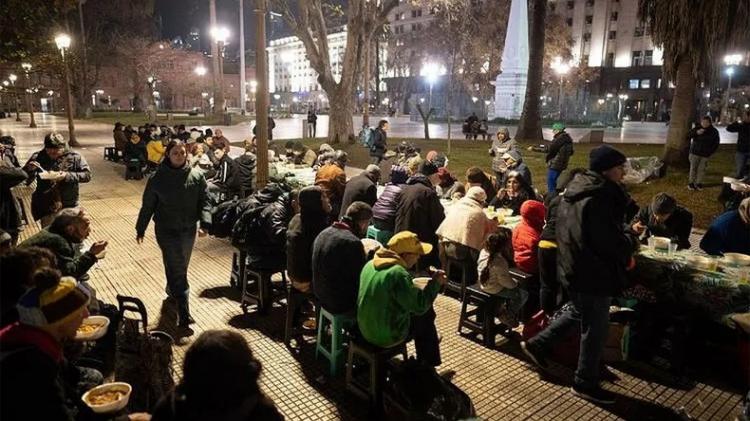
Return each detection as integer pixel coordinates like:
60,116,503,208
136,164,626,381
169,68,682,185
82,382,132,414
412,277,431,290
685,255,718,271
723,253,750,267
75,316,110,341
650,236,671,253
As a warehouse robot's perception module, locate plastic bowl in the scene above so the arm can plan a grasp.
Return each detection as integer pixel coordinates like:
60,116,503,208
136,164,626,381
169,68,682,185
413,277,431,290
724,253,750,267
82,382,131,414
75,316,110,341
651,236,671,251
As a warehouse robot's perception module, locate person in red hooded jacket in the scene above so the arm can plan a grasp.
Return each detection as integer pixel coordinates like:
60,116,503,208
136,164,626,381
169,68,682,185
512,200,545,274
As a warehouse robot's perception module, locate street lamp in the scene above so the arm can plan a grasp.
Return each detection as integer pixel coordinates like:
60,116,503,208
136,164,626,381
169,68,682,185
552,57,571,119
617,94,628,122
55,33,77,146
194,66,207,76
8,73,20,122
722,54,743,122
94,89,104,109
422,62,440,111
211,25,229,114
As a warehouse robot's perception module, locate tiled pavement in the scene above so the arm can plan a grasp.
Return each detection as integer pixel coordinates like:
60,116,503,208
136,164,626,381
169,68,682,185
4,115,744,420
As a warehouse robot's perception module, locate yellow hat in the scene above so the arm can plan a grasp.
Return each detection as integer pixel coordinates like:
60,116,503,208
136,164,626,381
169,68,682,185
18,275,89,328
387,231,433,256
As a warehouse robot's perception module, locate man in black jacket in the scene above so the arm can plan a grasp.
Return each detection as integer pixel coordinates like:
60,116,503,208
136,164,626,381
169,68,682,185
728,111,750,178
631,192,693,250
339,165,380,218
0,136,26,245
546,123,574,197
370,120,388,164
522,145,638,405
687,116,720,191
312,202,371,315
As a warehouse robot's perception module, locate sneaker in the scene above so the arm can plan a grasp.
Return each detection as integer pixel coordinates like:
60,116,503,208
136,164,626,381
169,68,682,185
571,384,616,404
521,341,548,370
687,183,697,191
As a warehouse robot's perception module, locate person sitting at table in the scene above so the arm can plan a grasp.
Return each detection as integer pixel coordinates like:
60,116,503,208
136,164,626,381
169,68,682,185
146,135,167,171
339,165,380,218
0,247,57,327
501,150,533,187
291,141,317,167
512,200,545,275
315,151,348,217
466,166,496,204
211,128,231,154
124,132,147,165
700,197,750,255
206,147,237,204
151,330,282,421
372,165,408,232
0,268,103,421
490,171,538,216
631,192,693,250
313,143,335,168
287,186,332,294
478,229,528,327
357,231,447,366
436,187,496,282
188,144,214,177
436,167,465,201
232,139,257,198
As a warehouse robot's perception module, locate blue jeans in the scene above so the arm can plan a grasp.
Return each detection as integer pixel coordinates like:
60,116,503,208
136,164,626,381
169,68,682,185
546,169,561,195
155,227,196,318
528,292,611,389
736,152,750,178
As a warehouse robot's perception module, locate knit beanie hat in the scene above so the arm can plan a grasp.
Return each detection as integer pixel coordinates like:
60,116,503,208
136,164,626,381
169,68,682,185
44,132,66,149
419,160,439,177
465,186,487,204
17,271,89,329
390,165,408,184
589,145,627,173
552,122,565,131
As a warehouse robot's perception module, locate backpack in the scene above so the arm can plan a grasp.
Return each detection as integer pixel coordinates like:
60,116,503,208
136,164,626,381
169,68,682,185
359,126,374,149
114,295,174,413
210,198,241,238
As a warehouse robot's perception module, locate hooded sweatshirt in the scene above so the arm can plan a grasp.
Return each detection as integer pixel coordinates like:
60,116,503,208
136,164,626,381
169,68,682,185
436,187,494,251
357,248,440,348
512,200,546,274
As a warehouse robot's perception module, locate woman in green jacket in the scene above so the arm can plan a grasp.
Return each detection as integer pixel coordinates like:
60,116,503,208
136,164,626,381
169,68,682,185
136,140,211,327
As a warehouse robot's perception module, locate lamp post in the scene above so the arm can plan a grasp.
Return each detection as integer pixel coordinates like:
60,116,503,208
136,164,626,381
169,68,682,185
8,74,20,122
552,57,570,120
201,92,209,117
21,63,37,128
723,54,742,123
249,80,257,113
422,62,439,112
617,93,628,123
55,33,78,146
211,26,229,115
238,0,247,114
94,89,104,109
146,76,158,122
255,0,270,188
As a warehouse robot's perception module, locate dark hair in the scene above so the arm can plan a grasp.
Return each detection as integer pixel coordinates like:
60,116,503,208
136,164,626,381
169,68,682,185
485,227,514,267
389,165,408,184
377,119,388,129
164,139,187,163
701,115,712,122
180,330,262,413
466,166,488,184
506,171,535,198
345,201,373,222
0,247,58,310
298,186,329,235
49,208,86,236
285,141,296,149
651,192,677,215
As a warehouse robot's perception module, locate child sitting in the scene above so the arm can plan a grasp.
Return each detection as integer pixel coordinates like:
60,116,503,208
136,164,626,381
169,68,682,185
477,228,528,327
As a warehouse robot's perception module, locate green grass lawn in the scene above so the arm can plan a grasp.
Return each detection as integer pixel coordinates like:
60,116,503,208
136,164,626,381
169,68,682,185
60,111,252,127
259,137,735,229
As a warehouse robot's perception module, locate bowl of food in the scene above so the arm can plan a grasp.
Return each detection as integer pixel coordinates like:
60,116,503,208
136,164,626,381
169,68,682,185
412,277,431,290
685,255,718,271
651,236,671,253
75,316,109,341
723,253,750,267
82,382,131,414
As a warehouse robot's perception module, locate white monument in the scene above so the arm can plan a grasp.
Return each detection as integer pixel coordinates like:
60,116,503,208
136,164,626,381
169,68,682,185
494,0,529,119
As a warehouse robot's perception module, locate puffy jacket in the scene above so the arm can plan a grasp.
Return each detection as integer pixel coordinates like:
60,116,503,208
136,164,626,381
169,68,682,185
395,175,445,249
312,222,366,314
147,140,166,164
688,125,720,157
556,170,638,296
24,149,91,210
546,131,574,171
372,183,402,231
0,154,26,235
540,194,562,242
436,194,493,251
231,153,256,192
315,164,347,205
512,200,545,274
700,209,750,255
246,194,294,271
727,121,750,154
136,161,211,237
125,138,147,162
339,173,377,218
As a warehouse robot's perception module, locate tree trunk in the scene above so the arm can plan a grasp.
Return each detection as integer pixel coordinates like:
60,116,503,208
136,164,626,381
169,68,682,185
327,90,354,144
663,57,695,168
515,0,547,143
416,103,431,139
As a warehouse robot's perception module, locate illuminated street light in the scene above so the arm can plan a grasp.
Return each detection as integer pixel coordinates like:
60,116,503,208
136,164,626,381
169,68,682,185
54,33,77,145
723,54,743,122
552,57,571,119
210,26,230,44
194,66,207,76
273,93,281,100
421,62,440,110
20,63,37,127
471,96,478,103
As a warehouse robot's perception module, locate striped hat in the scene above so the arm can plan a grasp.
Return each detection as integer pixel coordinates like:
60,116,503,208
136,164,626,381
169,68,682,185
17,275,89,328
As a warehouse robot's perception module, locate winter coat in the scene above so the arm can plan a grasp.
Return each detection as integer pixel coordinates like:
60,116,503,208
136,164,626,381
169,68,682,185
286,214,327,285
151,388,283,421
700,209,750,255
113,129,128,151
372,183,403,231
24,149,91,210
357,248,440,348
540,194,562,242
556,170,638,296
246,195,294,271
147,140,166,164
512,200,545,274
489,188,536,216
688,125,720,158
490,136,518,173
477,249,517,295
125,138,147,162
0,153,26,235
339,173,377,219
312,222,366,314
395,174,445,249
315,164,347,206
633,205,693,250
727,121,750,154
546,131,574,171
19,228,98,281
436,195,494,251
136,161,211,237
370,128,387,158
232,152,256,192
211,154,236,189
0,323,74,421
252,117,276,140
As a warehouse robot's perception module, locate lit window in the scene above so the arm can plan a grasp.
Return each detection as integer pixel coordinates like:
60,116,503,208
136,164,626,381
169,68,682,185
628,79,639,89
641,79,651,89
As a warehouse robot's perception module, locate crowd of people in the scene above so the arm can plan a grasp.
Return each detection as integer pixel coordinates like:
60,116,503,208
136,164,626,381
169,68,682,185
0,110,749,420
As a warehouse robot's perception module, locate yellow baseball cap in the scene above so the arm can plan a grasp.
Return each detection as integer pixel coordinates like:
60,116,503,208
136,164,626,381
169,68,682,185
387,231,433,256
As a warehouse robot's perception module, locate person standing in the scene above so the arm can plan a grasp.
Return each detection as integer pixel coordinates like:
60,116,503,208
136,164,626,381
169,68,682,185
687,116,720,191
489,128,518,190
23,133,91,227
0,136,26,245
727,111,750,178
136,140,211,327
521,145,638,404
307,110,318,138
546,123,574,196
370,120,389,164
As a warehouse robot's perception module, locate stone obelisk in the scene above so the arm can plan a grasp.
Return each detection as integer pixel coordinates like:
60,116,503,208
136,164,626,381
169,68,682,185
494,0,529,119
